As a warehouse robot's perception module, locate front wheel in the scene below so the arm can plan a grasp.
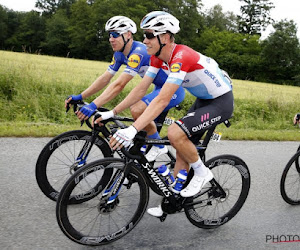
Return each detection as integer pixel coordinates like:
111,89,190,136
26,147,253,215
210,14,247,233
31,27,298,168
184,154,250,229
56,158,149,246
35,130,112,201
280,150,300,205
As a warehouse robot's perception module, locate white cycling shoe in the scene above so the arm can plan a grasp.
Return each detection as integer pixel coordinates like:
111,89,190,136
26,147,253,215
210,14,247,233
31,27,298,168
147,205,164,217
180,168,214,197
145,146,168,162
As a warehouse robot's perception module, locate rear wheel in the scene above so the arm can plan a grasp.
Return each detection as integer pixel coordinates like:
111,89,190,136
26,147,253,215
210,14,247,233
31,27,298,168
56,158,149,246
184,154,250,229
280,150,300,205
36,130,112,201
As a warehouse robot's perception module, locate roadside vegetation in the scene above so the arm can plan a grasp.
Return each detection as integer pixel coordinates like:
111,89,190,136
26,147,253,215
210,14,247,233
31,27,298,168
0,51,299,140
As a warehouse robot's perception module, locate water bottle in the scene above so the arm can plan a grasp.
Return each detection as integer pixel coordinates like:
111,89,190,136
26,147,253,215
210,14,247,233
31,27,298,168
172,169,188,194
140,145,147,154
158,165,175,186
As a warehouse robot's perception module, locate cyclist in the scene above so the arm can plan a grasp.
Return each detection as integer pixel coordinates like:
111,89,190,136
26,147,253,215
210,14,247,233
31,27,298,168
65,16,185,161
96,11,233,217
293,113,300,126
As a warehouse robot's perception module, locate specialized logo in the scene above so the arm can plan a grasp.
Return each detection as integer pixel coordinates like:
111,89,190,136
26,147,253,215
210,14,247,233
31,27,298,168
127,54,141,68
170,63,182,72
110,56,115,65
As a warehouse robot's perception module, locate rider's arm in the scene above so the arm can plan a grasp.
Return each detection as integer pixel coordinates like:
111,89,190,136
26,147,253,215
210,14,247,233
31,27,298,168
80,70,114,99
113,75,153,114
132,82,180,131
92,72,134,108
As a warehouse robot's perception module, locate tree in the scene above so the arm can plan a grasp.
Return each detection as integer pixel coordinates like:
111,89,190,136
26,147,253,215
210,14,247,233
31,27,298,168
204,4,238,32
238,0,274,35
261,19,300,85
15,11,46,53
197,27,263,80
35,0,76,17
68,0,99,59
42,9,70,56
0,5,8,49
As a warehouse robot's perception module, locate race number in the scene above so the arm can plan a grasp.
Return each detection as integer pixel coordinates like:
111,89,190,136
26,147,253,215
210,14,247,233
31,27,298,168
211,132,222,142
164,117,175,126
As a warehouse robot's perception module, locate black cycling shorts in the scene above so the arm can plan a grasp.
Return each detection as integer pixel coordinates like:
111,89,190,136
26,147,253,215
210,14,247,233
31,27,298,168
175,91,234,141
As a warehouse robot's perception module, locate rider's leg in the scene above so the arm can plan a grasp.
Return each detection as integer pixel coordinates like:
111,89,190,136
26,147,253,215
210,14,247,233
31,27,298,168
168,123,213,197
173,151,189,177
130,100,157,135
130,101,168,161
135,87,185,162
169,92,234,197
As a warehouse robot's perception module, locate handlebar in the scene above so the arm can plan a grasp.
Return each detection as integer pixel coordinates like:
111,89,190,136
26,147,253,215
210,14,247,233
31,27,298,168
65,99,134,130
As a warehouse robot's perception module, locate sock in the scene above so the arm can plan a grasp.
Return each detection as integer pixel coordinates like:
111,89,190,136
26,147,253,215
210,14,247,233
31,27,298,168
190,158,208,176
148,132,164,149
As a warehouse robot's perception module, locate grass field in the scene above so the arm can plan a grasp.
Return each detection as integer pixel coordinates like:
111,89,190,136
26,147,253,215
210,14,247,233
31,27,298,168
0,50,300,140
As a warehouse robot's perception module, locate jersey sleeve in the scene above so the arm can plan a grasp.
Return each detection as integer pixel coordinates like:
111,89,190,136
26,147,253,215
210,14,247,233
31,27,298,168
145,56,162,79
107,52,123,75
166,62,187,86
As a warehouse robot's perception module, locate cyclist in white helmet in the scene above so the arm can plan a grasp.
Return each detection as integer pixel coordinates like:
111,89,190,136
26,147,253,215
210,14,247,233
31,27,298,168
66,15,185,162
97,11,233,217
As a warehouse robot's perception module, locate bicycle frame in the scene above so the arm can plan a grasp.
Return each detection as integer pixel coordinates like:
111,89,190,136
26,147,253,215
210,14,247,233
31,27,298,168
104,121,231,219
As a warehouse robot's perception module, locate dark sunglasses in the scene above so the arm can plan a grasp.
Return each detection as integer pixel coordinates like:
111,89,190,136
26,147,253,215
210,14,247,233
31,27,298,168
143,32,157,39
109,31,121,38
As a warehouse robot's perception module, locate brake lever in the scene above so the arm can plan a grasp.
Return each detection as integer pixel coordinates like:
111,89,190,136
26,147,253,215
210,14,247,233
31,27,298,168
65,104,70,114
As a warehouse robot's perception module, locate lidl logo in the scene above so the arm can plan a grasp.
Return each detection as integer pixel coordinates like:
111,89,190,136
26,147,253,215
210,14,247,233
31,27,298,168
170,63,182,72
110,56,115,65
128,54,141,68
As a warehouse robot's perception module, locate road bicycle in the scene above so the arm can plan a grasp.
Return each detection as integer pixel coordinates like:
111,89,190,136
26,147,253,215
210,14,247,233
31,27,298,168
35,100,180,201
56,120,251,246
280,146,300,205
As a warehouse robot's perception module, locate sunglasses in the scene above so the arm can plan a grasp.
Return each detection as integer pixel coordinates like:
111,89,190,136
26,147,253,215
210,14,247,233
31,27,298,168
109,31,121,38
143,32,157,39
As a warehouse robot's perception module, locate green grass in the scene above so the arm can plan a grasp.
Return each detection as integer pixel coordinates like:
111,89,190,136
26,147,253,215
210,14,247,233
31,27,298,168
1,50,300,140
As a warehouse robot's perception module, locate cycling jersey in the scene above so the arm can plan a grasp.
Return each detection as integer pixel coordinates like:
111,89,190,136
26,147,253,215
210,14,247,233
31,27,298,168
108,41,167,87
146,44,232,99
107,40,185,110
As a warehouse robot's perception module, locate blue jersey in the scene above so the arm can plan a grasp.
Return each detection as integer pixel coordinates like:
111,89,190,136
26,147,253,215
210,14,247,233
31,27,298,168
107,41,168,88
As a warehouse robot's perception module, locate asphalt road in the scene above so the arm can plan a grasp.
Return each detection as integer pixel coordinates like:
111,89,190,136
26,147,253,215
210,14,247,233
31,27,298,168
1,137,300,250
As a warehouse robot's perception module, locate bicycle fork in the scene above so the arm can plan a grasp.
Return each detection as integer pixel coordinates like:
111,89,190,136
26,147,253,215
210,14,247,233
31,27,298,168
98,160,135,211
71,131,98,172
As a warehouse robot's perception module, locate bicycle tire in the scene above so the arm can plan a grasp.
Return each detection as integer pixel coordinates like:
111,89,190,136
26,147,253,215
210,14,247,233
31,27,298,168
280,150,300,205
184,154,250,229
36,130,113,202
56,158,149,246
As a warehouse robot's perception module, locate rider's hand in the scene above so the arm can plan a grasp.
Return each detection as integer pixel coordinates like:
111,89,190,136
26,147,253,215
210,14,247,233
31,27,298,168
65,94,82,109
93,110,115,125
110,126,138,150
76,102,97,121
293,113,300,125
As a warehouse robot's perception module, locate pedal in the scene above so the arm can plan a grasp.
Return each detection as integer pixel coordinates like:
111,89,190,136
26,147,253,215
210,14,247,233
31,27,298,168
159,213,167,222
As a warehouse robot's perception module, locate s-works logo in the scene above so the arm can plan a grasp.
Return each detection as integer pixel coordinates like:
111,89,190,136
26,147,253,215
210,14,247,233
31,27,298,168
266,234,300,243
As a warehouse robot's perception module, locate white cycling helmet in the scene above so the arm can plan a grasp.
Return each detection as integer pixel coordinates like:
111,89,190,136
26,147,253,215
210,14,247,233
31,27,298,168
105,16,137,34
140,11,180,35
